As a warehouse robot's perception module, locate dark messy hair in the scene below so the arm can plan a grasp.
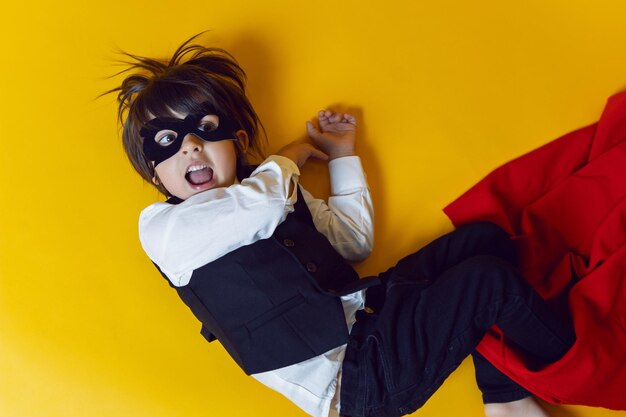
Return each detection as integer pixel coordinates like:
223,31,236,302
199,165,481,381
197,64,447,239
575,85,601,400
105,32,267,195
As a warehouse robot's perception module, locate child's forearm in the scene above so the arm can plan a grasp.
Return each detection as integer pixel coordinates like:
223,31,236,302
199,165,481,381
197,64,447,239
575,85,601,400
276,140,329,168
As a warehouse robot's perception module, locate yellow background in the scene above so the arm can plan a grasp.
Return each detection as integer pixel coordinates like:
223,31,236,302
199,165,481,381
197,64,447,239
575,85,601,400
1,1,625,416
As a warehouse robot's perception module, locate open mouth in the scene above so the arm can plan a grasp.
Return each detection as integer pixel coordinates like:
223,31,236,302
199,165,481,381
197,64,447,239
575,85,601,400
185,164,214,186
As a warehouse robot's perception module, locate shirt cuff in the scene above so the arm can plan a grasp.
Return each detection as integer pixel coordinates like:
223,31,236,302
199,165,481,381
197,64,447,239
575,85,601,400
328,156,368,195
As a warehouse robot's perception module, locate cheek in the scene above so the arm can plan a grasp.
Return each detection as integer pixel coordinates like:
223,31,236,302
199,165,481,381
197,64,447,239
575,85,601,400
216,143,238,167
153,163,167,180
154,161,179,188
213,143,239,184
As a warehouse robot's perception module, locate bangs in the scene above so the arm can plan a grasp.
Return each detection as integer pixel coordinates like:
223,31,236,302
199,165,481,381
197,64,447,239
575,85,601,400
133,78,224,125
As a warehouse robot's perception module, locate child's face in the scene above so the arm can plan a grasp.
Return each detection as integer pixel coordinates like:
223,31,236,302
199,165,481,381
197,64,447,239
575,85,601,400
151,111,245,200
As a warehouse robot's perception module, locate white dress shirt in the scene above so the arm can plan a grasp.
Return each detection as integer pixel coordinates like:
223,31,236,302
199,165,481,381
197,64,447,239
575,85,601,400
139,155,374,417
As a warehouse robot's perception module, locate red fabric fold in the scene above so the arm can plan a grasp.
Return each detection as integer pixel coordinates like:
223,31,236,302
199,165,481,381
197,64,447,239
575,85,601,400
443,92,626,409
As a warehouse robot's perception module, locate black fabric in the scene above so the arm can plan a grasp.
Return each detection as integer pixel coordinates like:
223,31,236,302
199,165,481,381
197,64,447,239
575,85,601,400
340,222,575,417
155,185,380,374
472,351,530,403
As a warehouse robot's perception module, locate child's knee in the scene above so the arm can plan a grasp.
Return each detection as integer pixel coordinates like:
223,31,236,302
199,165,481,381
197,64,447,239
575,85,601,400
459,221,506,236
459,255,525,291
460,221,517,264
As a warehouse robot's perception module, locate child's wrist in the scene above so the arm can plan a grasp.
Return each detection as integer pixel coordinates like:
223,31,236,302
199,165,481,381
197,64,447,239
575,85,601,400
329,149,355,160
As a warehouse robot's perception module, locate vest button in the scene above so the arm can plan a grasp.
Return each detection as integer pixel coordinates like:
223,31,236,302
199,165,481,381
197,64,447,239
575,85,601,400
283,238,295,247
306,262,317,273
363,306,375,314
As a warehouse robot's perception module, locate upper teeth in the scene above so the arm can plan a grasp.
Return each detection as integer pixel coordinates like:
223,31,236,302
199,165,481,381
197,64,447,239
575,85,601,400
187,164,207,173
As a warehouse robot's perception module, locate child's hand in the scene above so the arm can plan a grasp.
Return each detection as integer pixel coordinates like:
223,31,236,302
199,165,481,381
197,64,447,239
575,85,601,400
277,140,328,168
306,110,356,160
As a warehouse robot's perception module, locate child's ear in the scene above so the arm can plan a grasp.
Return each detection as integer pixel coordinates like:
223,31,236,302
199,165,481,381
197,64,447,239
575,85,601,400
235,129,250,154
150,162,160,185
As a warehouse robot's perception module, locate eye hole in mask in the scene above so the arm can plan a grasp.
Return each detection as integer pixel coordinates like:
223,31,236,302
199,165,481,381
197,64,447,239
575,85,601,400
154,130,177,147
152,117,217,147
140,107,238,166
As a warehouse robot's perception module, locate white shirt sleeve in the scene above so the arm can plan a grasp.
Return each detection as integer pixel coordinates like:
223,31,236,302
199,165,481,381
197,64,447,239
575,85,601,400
138,155,300,287
300,156,374,262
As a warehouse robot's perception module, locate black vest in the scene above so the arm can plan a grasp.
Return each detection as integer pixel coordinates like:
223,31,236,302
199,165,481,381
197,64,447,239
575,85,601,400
156,186,379,374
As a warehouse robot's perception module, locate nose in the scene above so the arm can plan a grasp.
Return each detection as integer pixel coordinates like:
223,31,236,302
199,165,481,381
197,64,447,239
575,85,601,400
181,134,204,155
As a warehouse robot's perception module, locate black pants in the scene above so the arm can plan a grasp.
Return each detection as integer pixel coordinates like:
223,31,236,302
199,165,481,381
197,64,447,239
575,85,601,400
340,222,575,417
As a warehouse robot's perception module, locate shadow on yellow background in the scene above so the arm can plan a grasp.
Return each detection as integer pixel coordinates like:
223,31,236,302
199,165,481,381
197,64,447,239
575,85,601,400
1,1,625,416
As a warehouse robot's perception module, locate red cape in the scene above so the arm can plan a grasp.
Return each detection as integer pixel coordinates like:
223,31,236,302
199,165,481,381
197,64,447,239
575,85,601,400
444,92,626,410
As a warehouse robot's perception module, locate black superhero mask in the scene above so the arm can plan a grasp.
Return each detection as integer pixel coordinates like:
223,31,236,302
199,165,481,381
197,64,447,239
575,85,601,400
140,108,238,166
